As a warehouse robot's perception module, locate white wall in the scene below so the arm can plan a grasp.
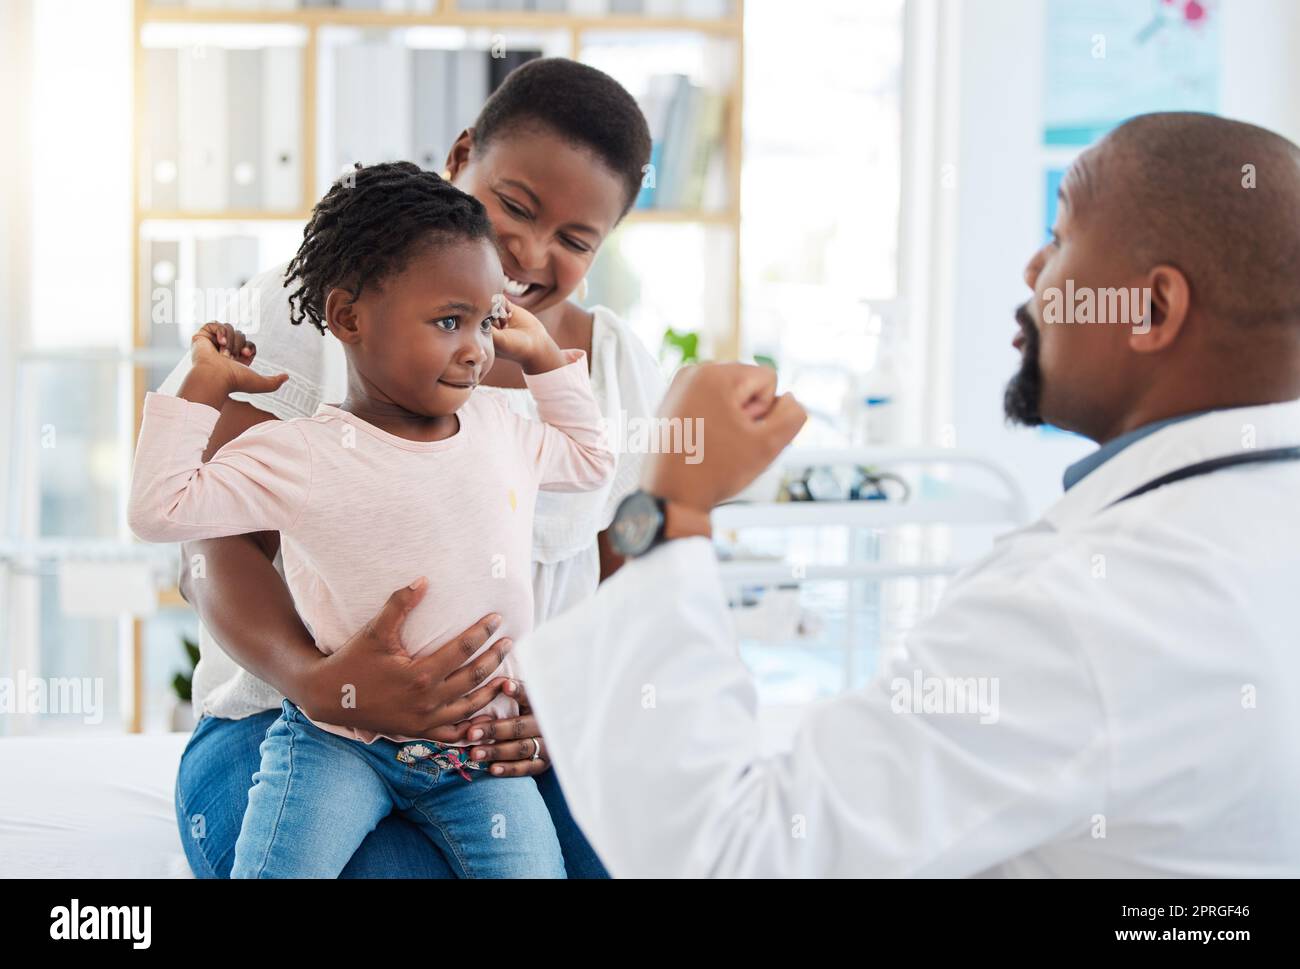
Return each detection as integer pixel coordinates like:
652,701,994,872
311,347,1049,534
1221,0,1300,142
937,0,1300,520
944,0,1090,519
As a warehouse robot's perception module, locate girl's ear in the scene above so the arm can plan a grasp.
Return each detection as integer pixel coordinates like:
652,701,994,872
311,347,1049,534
325,288,362,345
444,128,475,182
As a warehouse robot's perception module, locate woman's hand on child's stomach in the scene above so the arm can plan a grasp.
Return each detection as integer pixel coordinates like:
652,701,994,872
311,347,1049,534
179,322,290,410
299,577,517,741
463,680,551,777
489,298,568,375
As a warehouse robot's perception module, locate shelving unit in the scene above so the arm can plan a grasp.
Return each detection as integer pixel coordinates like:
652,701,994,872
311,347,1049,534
130,0,745,344
714,446,1029,579
125,0,745,732
131,0,746,411
714,447,1030,693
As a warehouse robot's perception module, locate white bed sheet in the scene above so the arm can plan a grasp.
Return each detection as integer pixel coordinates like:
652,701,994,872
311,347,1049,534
0,732,193,879
0,705,806,879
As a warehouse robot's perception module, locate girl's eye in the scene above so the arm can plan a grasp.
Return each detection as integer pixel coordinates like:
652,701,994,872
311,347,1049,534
479,316,494,333
560,234,591,254
432,317,458,332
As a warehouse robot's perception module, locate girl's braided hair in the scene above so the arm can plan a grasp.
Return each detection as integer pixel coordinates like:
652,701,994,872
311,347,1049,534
285,162,494,335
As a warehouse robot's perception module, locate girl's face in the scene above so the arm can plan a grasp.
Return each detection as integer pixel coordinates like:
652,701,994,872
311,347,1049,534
329,236,505,418
446,124,630,315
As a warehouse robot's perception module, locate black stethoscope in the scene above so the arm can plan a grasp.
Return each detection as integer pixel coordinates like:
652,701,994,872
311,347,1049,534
1107,446,1300,508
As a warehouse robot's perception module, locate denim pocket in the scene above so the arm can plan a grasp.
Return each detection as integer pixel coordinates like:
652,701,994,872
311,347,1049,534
395,741,482,782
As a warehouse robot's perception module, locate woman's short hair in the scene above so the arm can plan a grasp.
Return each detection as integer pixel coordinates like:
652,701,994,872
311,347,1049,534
472,57,653,214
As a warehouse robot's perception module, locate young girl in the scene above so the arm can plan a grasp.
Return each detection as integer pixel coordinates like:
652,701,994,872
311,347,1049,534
129,163,614,878
170,57,663,879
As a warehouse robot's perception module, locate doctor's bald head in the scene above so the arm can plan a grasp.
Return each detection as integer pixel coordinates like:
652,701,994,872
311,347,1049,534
1008,112,1300,443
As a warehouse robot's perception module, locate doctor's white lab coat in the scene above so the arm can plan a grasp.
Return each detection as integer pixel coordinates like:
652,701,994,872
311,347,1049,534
516,400,1300,877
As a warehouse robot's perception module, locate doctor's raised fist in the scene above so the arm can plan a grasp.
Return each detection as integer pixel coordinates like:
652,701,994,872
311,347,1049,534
642,362,806,514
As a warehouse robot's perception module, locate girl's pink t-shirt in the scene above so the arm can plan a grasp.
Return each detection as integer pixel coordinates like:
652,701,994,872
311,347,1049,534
129,349,614,744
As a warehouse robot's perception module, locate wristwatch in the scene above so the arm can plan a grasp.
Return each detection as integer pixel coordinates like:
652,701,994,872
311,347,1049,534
609,490,712,558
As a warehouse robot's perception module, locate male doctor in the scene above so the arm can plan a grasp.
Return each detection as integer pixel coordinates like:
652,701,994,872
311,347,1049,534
506,112,1300,876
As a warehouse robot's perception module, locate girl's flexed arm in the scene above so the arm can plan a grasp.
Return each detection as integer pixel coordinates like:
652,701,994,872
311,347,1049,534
176,322,290,409
128,324,309,543
491,301,615,492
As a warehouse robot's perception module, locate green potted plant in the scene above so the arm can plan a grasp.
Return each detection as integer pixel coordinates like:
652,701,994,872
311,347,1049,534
661,327,700,368
170,634,200,732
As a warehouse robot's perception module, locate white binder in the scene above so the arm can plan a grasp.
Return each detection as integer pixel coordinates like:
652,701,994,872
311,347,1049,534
450,49,489,143
367,44,413,165
682,0,730,18
333,44,370,177
335,43,412,176
178,45,229,211
143,48,179,211
262,47,304,210
412,49,453,172
226,49,263,209
142,238,181,343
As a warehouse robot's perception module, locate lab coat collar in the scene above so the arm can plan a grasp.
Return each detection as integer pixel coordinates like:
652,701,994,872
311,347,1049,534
1041,397,1300,531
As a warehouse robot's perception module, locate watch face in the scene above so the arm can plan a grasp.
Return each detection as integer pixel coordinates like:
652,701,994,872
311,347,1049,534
612,491,662,556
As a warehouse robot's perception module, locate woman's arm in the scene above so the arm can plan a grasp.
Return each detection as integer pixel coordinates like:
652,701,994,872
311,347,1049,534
179,540,319,703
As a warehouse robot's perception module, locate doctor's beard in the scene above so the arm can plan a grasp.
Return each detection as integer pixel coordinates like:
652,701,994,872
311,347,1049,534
1004,303,1044,426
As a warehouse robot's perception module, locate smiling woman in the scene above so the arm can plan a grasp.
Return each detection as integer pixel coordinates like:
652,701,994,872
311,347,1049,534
446,57,650,357
160,56,666,880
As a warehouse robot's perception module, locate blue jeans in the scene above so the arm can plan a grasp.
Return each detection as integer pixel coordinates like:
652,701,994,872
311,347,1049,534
229,701,563,878
175,703,609,878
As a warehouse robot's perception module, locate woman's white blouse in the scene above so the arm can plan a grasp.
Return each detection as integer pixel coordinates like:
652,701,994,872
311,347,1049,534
157,261,666,720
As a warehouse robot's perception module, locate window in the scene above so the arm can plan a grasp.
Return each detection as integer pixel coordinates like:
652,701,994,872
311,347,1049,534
743,0,905,444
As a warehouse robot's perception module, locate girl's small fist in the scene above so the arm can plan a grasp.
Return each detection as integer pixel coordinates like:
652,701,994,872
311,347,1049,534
490,299,565,374
190,321,289,395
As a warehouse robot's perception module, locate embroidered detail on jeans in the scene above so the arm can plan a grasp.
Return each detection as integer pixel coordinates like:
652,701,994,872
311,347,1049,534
396,741,482,781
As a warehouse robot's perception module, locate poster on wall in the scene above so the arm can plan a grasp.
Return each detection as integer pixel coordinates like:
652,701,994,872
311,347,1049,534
1037,1,1222,440
1043,0,1222,147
